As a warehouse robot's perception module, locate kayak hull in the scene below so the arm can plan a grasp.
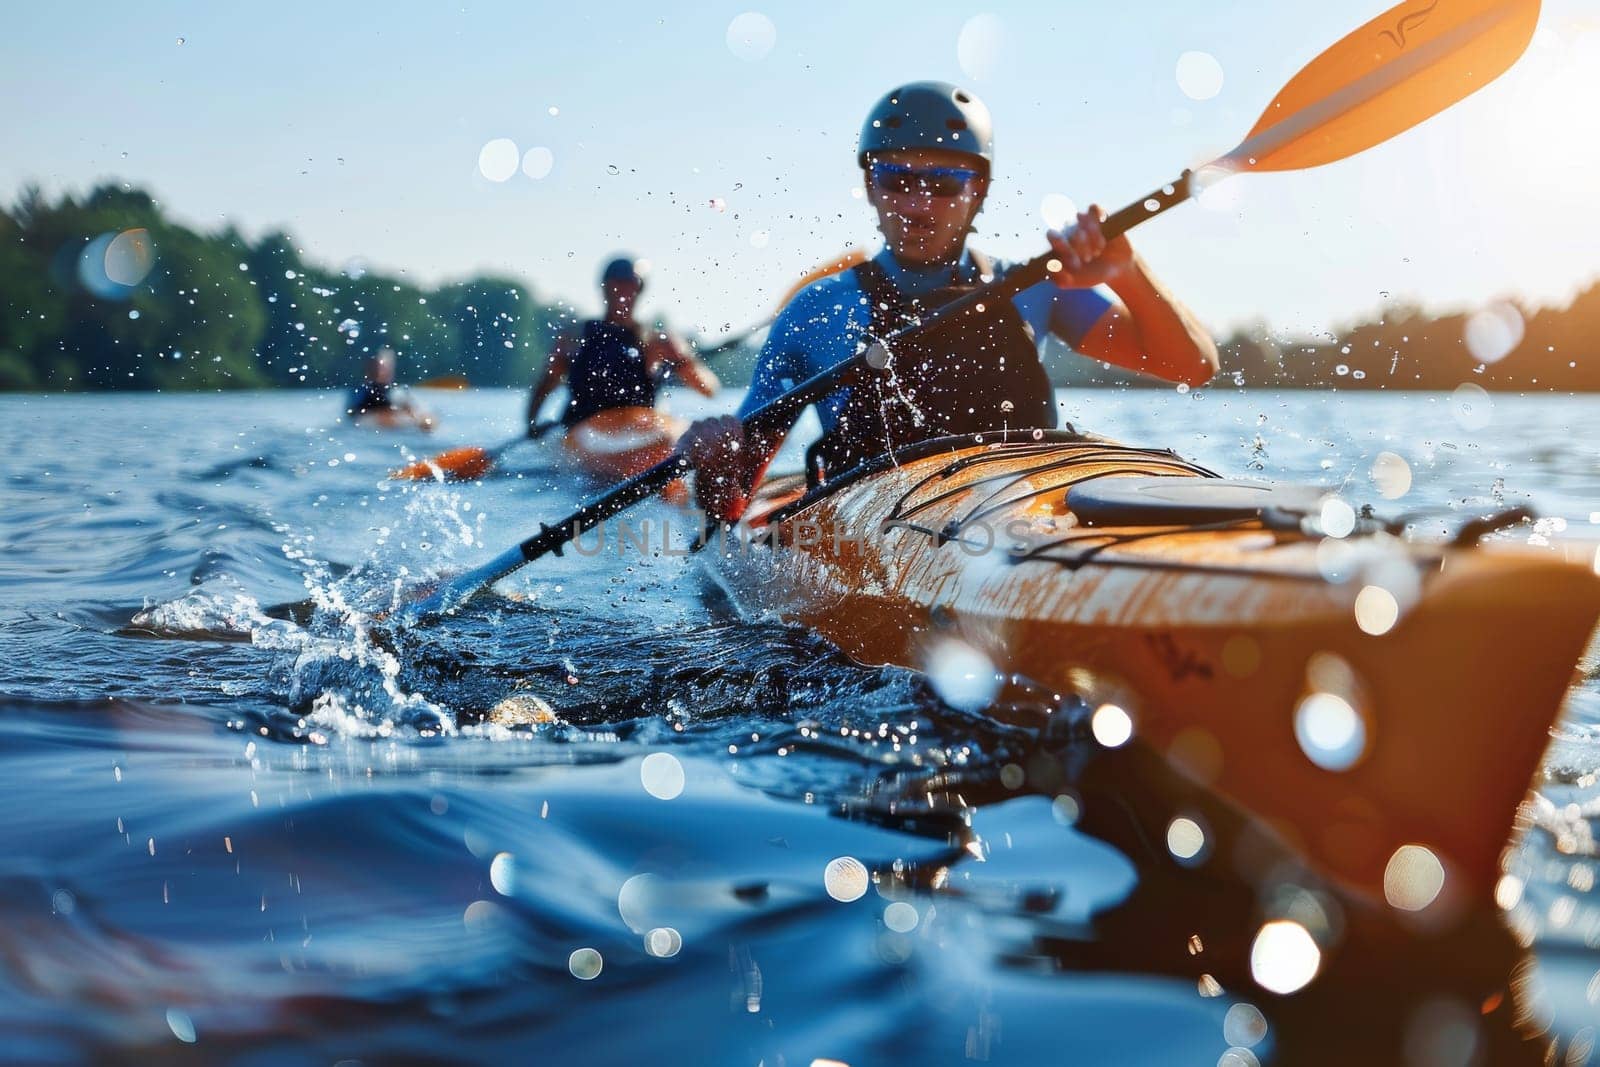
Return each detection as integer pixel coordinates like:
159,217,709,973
354,408,436,432
704,434,1600,901
561,406,685,481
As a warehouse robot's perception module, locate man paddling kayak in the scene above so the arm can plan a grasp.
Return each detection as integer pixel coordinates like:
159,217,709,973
526,256,720,435
345,348,437,431
682,81,1217,521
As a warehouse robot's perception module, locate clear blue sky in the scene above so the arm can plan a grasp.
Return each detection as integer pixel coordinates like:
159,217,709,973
4,0,1596,338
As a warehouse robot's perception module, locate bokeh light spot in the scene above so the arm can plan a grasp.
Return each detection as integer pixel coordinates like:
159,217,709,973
1166,816,1208,863
568,947,603,980
1384,844,1446,912
957,14,1006,81
726,13,777,62
1370,451,1412,499
1041,193,1077,230
489,851,516,896
522,146,555,179
923,638,1000,712
477,138,520,182
824,856,869,902
1463,302,1524,364
1176,51,1225,100
1091,703,1133,748
646,927,683,958
1354,585,1400,636
1294,691,1365,771
104,228,154,286
641,751,685,800
1450,383,1494,431
883,901,919,932
1249,920,1321,994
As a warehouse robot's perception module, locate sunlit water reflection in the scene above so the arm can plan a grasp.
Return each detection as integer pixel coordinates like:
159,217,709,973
2,386,1598,1064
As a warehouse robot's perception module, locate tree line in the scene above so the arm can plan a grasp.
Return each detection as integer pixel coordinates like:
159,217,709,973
1,181,1594,392
0,183,573,392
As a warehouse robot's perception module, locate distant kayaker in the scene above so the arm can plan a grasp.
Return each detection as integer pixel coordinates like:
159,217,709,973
345,348,436,431
527,257,720,433
682,81,1218,521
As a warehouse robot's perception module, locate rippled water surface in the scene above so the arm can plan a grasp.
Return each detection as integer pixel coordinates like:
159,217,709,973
3,387,1599,1066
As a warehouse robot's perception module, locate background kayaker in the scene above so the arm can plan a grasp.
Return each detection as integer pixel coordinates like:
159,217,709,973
345,348,436,431
527,256,720,433
682,81,1218,522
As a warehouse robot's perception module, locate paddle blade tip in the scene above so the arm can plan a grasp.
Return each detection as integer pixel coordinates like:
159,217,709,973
1237,0,1541,173
388,447,495,482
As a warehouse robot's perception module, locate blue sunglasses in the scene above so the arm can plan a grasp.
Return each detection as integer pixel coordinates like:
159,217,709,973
868,161,983,197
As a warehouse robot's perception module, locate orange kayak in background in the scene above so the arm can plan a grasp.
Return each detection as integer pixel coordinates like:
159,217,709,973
561,406,688,501
703,431,1600,903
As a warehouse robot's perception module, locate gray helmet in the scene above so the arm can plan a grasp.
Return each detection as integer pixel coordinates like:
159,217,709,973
856,81,994,172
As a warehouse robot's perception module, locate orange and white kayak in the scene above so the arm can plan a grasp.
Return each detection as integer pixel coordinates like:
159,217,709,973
703,431,1600,902
561,406,685,482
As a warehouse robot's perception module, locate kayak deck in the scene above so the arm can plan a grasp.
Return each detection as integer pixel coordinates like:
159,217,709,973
706,432,1600,901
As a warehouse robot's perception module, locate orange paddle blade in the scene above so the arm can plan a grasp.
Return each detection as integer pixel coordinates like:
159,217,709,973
390,446,495,482
416,374,470,390
776,247,868,308
1229,0,1540,173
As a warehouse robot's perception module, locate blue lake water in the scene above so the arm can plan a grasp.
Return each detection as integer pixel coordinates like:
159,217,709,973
2,386,1598,1065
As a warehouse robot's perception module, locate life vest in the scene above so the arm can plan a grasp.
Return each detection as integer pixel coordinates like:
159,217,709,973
562,319,658,426
806,251,1056,483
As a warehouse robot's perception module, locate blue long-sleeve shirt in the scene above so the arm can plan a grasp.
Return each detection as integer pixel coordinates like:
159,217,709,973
736,247,1112,433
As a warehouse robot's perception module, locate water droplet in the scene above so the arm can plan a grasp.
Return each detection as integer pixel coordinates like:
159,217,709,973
1040,193,1077,229
489,852,516,895
1384,845,1446,911
1370,452,1411,499
1250,920,1321,994
957,14,1006,81
1319,497,1356,538
522,146,555,179
1092,703,1133,747
1463,302,1523,364
478,138,519,182
606,163,620,175
922,638,999,712
1449,383,1493,432
568,947,604,980
1224,1003,1269,1048
726,12,778,62
824,856,869,902
166,1009,196,1043
1175,51,1224,100
1166,816,1208,862
883,901,919,932
1294,691,1365,770
640,752,685,799
175,36,186,46
1354,586,1400,636
645,927,682,957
